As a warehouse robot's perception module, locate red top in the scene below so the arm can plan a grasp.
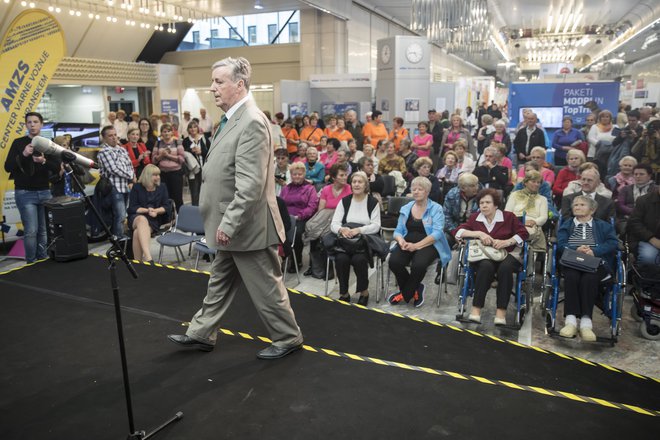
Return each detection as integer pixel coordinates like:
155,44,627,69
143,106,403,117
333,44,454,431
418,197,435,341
122,142,151,170
454,210,529,252
552,167,578,197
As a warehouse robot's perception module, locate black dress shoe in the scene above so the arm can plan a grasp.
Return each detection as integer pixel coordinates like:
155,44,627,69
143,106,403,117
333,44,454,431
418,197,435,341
339,294,351,303
357,295,369,306
256,343,303,360
303,267,313,276
167,334,214,352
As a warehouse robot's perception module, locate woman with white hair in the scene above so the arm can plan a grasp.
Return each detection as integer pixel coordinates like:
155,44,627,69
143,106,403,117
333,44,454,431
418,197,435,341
485,119,512,153
608,155,637,198
388,177,452,307
557,195,618,341
516,146,555,185
330,171,381,305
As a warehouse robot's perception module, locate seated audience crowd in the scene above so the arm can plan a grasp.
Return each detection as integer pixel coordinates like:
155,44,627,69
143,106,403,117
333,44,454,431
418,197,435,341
8,105,660,337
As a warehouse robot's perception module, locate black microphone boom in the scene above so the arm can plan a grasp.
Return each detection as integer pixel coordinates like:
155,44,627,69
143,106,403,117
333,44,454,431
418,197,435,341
31,136,98,169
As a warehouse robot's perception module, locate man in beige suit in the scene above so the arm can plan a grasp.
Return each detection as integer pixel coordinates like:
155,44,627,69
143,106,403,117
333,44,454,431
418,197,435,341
168,57,303,359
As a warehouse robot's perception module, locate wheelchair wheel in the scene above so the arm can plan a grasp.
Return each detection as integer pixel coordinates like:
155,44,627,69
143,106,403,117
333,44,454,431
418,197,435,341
630,303,643,322
545,312,555,333
640,319,660,340
540,285,552,318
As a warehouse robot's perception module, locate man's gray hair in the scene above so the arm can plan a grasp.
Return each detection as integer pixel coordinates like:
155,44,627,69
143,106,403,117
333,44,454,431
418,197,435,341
212,57,251,89
483,146,497,156
581,167,600,181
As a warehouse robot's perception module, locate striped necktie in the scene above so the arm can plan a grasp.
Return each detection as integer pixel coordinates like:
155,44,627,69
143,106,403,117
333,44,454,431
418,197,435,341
214,115,228,140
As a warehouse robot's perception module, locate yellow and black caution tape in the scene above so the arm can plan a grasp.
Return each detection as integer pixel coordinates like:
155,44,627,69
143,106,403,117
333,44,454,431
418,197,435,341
0,257,48,275
36,255,660,383
288,288,660,384
181,322,660,418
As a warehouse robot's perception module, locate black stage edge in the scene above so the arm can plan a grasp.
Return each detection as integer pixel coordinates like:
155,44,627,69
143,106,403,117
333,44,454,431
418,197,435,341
1,257,658,439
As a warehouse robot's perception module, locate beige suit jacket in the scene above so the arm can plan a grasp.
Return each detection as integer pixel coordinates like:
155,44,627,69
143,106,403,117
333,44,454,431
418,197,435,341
199,99,285,251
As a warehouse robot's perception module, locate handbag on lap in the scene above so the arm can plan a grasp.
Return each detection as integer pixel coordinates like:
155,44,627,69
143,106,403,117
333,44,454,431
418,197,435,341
559,248,602,273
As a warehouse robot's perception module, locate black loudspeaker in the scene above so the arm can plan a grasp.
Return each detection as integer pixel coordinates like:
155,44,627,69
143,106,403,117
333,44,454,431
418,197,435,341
45,197,88,262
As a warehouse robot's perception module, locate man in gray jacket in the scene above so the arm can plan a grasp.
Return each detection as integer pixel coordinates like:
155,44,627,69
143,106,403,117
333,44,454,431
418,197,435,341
168,57,303,359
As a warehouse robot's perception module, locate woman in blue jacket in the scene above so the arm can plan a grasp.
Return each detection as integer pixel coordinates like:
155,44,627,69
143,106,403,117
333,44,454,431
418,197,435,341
556,195,618,341
388,176,451,307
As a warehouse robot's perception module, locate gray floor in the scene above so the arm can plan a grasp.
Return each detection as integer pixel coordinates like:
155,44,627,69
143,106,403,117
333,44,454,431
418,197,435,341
1,226,657,380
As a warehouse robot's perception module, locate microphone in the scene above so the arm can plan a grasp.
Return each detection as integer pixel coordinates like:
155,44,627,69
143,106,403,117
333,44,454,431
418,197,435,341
31,136,98,169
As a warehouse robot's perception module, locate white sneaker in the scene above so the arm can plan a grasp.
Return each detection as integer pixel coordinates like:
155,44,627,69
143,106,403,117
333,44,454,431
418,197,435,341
580,327,597,342
468,314,482,323
559,324,578,338
494,317,507,326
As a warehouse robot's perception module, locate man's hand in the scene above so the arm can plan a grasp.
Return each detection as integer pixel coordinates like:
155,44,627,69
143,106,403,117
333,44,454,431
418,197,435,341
216,229,231,246
23,144,34,157
32,155,46,164
649,237,660,249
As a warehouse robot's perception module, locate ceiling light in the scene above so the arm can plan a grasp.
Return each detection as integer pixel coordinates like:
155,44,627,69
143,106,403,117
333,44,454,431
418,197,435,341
254,0,264,10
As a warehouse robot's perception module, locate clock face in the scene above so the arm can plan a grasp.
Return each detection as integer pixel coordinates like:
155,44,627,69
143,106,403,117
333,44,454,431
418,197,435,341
381,44,391,64
406,43,423,64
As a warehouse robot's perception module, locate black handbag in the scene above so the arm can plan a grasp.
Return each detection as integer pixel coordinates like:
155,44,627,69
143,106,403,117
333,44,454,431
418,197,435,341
336,222,368,255
559,248,602,273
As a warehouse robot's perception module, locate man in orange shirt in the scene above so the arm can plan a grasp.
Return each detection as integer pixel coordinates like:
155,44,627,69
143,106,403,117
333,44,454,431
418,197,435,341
388,116,409,151
282,118,300,158
328,118,354,143
362,110,388,148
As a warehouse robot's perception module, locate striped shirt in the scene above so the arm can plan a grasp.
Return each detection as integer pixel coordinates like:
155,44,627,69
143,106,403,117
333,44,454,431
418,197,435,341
97,144,134,194
567,218,595,248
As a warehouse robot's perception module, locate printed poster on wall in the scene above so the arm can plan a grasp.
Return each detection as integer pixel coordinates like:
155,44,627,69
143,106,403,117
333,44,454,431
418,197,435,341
320,102,359,118
0,9,66,218
404,98,420,122
287,102,308,117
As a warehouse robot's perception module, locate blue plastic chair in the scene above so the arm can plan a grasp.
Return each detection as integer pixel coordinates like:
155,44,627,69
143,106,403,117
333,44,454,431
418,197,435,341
156,204,204,263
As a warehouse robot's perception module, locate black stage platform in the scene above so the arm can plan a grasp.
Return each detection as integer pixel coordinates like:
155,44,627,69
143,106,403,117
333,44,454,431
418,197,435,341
1,256,658,439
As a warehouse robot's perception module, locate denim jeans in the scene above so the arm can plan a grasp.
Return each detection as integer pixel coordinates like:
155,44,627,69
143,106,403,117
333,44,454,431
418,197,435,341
111,188,129,238
637,241,660,265
15,189,52,262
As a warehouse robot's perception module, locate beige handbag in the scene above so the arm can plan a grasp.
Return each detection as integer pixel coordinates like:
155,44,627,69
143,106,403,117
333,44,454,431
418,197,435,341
467,239,508,263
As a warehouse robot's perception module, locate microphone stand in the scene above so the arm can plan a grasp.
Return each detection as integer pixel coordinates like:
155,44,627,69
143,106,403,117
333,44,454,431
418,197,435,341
62,154,183,439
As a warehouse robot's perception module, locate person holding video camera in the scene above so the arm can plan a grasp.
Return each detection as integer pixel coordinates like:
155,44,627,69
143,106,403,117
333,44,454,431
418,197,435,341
631,120,660,180
274,149,291,196
4,112,60,263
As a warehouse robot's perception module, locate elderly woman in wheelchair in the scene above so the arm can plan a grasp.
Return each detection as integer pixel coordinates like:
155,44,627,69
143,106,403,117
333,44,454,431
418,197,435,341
453,188,529,326
556,195,618,342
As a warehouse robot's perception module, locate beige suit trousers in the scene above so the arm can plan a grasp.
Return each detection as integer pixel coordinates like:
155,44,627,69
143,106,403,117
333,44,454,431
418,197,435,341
186,245,303,347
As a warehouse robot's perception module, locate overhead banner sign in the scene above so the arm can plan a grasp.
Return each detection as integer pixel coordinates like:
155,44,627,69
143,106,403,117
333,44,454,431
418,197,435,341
0,9,66,217
508,81,619,128
309,74,371,89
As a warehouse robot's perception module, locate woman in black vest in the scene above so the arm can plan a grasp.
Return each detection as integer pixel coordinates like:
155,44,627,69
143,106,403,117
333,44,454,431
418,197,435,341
330,171,381,305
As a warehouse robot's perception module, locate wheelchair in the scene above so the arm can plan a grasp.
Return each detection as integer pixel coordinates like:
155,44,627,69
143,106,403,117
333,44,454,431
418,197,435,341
628,262,660,340
543,222,626,346
455,238,532,330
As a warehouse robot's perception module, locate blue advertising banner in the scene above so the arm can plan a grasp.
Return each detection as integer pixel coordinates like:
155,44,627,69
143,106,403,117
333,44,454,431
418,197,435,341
160,99,178,114
508,82,619,128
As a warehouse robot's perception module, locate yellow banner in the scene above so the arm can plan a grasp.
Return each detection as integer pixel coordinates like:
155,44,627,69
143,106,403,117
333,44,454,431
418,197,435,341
0,9,66,218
